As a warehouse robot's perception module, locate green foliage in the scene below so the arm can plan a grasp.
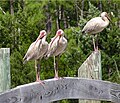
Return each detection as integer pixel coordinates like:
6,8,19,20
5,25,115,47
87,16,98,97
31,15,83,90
0,0,120,103
88,2,100,18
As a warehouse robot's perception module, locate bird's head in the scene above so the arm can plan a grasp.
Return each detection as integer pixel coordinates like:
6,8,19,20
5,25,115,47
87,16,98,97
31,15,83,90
33,30,47,49
35,30,47,44
50,29,64,48
56,29,64,36
55,29,64,41
39,30,47,39
101,12,111,21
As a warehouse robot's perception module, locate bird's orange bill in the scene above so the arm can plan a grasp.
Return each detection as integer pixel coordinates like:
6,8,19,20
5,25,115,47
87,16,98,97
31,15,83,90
57,35,61,45
107,14,113,25
106,14,111,22
33,38,40,48
33,33,45,49
50,35,60,48
38,33,45,40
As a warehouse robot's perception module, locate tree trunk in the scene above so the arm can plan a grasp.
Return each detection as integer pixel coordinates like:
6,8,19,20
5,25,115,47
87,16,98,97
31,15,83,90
10,0,14,15
81,0,84,18
61,5,67,29
98,0,102,11
21,0,25,10
45,1,52,33
56,1,61,30
75,0,79,26
46,14,52,33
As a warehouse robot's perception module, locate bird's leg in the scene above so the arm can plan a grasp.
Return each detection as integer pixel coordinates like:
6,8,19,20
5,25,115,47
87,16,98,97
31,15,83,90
92,35,96,51
54,56,59,79
36,63,40,81
35,60,37,79
95,34,98,51
35,60,40,81
35,60,44,85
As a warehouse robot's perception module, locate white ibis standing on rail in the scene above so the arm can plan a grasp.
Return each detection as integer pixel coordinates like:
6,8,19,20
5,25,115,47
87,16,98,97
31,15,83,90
82,12,110,51
46,29,67,79
23,30,48,83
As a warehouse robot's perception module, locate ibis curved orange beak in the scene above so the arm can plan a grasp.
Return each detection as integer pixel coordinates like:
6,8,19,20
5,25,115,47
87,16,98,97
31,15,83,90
33,33,45,49
106,14,111,21
50,33,62,48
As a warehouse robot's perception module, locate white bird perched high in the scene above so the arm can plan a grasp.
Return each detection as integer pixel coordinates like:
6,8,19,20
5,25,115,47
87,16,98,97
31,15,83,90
82,12,110,51
46,29,67,79
23,30,48,83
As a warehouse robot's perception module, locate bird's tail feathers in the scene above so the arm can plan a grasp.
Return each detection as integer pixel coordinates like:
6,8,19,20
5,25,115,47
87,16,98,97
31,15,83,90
23,56,27,64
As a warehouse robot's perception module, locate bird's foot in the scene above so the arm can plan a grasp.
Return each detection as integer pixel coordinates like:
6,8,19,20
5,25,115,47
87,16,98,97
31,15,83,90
36,79,45,86
54,76,63,80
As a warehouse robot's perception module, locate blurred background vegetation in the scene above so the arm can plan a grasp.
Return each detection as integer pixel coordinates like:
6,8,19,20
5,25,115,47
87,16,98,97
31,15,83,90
0,0,120,103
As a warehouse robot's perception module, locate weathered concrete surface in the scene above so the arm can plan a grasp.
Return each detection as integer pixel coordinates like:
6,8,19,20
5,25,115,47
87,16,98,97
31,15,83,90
0,48,10,93
0,77,120,103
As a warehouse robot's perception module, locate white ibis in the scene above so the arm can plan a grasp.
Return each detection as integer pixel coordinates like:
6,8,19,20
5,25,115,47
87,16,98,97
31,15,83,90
23,30,48,83
82,12,110,51
46,29,67,79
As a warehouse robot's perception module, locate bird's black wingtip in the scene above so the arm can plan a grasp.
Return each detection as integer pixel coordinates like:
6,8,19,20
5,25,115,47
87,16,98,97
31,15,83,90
81,30,85,34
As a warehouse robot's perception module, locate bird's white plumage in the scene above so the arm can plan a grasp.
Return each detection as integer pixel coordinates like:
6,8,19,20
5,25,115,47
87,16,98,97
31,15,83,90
82,12,110,34
46,29,67,78
23,40,42,61
23,31,48,63
38,36,48,59
47,33,67,57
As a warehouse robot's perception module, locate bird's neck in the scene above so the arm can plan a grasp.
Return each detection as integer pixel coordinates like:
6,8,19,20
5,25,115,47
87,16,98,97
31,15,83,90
102,17,109,26
42,35,47,41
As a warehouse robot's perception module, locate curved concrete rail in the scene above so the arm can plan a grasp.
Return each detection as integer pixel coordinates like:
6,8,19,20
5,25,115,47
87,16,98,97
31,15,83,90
0,77,120,103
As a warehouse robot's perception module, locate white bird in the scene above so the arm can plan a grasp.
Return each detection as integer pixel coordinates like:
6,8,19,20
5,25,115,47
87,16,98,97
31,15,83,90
82,12,110,51
46,29,67,79
23,30,48,83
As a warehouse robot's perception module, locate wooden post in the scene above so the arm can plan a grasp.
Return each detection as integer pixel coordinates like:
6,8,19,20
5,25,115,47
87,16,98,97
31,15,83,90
0,48,10,93
78,51,102,103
